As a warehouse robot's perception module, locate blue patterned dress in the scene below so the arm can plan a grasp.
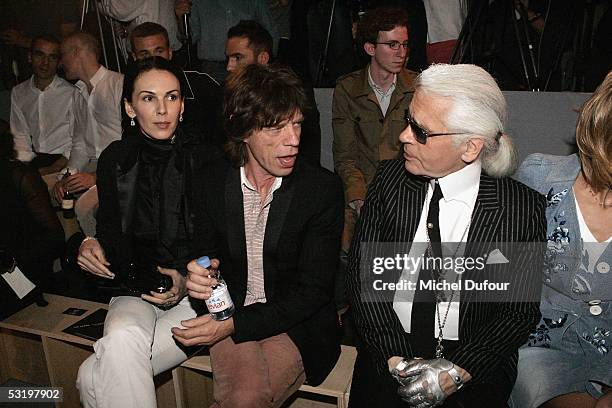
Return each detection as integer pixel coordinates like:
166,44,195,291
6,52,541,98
509,154,611,407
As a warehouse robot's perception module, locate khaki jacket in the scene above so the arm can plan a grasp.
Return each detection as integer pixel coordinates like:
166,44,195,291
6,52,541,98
332,67,417,203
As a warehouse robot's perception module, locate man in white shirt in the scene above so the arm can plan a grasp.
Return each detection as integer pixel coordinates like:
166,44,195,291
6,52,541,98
423,1,468,64
10,34,85,187
54,31,123,236
347,64,546,407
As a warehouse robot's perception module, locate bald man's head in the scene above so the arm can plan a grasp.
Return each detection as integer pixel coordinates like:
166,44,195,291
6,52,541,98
61,32,101,80
63,32,100,58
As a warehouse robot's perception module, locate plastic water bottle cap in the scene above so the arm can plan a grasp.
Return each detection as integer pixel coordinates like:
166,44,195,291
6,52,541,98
196,256,211,268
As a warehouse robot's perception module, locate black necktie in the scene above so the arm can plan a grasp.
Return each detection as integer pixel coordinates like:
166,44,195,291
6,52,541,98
410,181,443,357
427,182,444,257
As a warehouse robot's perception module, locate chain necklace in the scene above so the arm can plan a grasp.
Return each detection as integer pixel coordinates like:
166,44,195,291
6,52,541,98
423,184,473,359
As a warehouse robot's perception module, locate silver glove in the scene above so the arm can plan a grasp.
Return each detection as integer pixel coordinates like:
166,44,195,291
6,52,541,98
395,358,462,407
390,359,412,386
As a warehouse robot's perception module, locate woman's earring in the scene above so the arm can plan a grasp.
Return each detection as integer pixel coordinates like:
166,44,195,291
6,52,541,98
130,117,135,127
179,114,183,122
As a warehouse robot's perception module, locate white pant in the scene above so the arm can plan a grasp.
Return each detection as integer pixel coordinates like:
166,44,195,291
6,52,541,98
77,296,197,408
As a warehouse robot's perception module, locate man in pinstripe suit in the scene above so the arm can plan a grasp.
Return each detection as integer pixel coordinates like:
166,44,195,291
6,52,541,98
347,64,547,408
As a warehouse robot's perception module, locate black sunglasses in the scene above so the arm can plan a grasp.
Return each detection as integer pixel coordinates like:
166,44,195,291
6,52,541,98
404,110,468,144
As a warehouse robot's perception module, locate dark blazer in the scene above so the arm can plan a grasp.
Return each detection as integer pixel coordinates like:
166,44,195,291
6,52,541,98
347,160,546,393
182,70,223,148
299,80,322,166
192,157,344,386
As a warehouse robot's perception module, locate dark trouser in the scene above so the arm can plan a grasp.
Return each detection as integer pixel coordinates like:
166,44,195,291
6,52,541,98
29,153,63,169
305,0,356,86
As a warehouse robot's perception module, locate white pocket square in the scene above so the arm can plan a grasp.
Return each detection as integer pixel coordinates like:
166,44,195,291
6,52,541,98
486,249,509,265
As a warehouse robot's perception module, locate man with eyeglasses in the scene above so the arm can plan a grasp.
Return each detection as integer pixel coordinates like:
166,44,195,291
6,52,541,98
332,6,417,258
346,63,546,407
10,34,85,187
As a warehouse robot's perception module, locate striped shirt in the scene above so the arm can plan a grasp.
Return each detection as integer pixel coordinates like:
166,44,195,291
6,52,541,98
240,167,283,306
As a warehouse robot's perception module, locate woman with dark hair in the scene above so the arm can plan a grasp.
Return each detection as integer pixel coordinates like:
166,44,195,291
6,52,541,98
75,57,217,408
510,72,612,407
0,124,64,318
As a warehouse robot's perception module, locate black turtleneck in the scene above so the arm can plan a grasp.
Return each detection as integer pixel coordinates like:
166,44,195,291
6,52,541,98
132,135,187,270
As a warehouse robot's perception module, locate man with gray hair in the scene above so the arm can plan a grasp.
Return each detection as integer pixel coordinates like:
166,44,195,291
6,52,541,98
347,64,546,407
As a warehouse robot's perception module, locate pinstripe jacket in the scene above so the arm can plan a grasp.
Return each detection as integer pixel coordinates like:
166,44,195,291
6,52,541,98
347,159,547,387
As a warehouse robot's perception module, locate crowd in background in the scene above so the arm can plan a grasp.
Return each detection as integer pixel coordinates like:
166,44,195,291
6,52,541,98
0,1,610,407
1,0,611,92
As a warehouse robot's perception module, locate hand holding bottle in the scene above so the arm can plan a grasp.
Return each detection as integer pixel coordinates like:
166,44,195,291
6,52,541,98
142,267,186,307
188,256,234,320
186,257,220,300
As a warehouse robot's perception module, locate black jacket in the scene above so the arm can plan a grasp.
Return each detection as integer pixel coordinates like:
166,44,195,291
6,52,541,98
95,128,220,276
192,157,344,385
0,160,64,318
182,70,224,148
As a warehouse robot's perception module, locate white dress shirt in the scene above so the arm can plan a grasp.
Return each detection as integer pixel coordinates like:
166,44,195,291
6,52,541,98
393,160,482,340
423,0,468,44
10,75,85,162
68,66,123,172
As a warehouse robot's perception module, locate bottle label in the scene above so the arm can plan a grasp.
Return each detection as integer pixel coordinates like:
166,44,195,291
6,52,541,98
205,284,233,313
61,198,74,210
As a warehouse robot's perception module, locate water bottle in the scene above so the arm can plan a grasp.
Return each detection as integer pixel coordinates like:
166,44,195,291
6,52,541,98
61,168,77,218
196,256,235,321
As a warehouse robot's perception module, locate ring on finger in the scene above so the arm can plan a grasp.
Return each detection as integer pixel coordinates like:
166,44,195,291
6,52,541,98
418,393,429,404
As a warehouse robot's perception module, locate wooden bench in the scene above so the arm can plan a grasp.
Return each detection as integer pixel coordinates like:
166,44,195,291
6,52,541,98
0,294,356,408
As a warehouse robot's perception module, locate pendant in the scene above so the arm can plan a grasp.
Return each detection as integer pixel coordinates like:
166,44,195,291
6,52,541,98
435,338,445,359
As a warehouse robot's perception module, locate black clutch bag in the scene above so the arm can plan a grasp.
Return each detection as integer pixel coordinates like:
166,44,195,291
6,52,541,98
97,262,173,297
